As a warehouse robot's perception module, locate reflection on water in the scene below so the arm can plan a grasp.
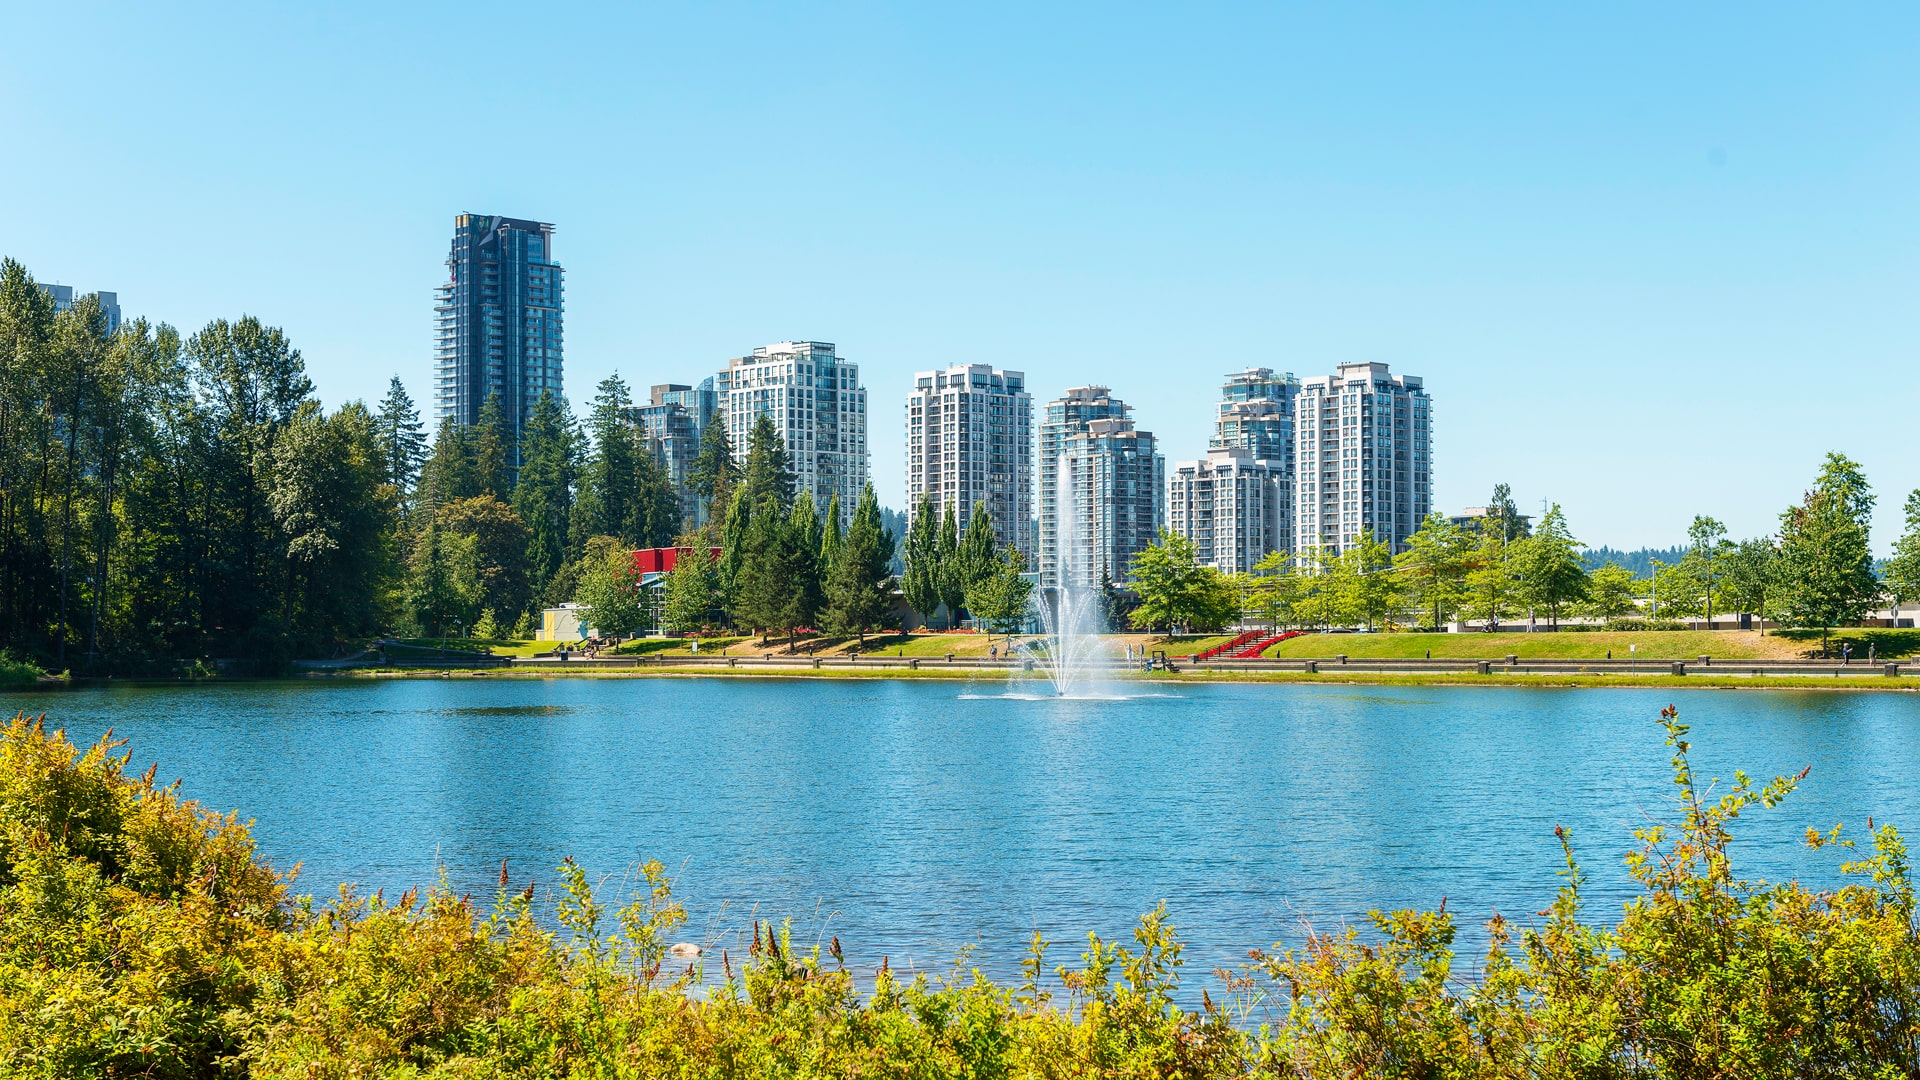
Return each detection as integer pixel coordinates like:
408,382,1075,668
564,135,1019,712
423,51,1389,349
4,678,1918,982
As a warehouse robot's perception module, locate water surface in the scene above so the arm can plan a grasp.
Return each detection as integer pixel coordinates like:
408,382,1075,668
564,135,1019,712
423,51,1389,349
6,678,1917,981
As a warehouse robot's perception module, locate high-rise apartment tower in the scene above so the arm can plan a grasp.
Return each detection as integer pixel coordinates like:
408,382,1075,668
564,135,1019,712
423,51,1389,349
43,285,121,336
716,342,868,527
631,378,719,528
433,214,564,443
1167,368,1300,573
1294,362,1431,556
1037,386,1163,590
904,365,1033,558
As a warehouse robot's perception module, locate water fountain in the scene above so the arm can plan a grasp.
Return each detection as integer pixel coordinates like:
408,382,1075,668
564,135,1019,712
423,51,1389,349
1008,455,1116,698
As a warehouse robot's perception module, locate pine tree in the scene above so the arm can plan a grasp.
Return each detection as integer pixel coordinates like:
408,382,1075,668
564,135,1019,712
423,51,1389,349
417,416,480,517
821,494,843,572
512,390,577,591
730,497,786,642
718,487,752,619
471,392,514,497
902,494,942,629
823,485,893,644
629,442,681,548
373,376,427,501
741,414,794,513
936,502,964,629
783,491,824,643
687,409,740,524
574,376,638,544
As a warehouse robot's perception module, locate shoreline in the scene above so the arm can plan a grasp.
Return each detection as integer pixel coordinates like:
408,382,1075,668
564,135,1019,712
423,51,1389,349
142,666,1920,692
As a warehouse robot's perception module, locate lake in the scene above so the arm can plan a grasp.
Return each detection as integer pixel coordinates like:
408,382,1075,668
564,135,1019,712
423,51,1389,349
5,677,1918,982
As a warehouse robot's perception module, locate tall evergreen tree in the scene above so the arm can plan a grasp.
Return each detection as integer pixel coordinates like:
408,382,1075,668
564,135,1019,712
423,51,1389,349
823,485,892,644
730,497,786,642
186,314,315,656
1485,482,1531,542
741,414,794,512
629,444,681,548
573,376,638,544
784,490,824,640
717,487,752,618
936,502,964,629
901,495,941,629
821,494,843,572
512,390,577,590
687,410,740,524
373,376,428,499
417,417,481,516
470,392,515,497
266,401,396,648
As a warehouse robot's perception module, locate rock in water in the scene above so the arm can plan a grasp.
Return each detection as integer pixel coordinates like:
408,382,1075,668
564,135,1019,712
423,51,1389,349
668,942,703,960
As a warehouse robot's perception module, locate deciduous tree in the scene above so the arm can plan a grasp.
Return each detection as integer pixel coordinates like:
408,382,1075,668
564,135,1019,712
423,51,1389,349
1128,530,1237,633
1583,562,1640,623
573,537,645,639
1394,514,1473,630
1513,504,1587,628
965,547,1033,649
1776,453,1878,654
1884,490,1920,621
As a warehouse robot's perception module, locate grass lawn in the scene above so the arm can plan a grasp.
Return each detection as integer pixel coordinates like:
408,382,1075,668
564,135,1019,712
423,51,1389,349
1774,628,1920,660
1259,629,1805,661
386,636,552,658
1255,629,1920,661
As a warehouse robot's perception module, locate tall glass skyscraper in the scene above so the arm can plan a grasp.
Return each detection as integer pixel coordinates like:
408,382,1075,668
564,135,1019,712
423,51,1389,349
433,214,565,443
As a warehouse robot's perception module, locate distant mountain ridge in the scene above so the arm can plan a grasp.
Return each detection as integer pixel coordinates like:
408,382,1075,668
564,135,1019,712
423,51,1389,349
1582,545,1686,578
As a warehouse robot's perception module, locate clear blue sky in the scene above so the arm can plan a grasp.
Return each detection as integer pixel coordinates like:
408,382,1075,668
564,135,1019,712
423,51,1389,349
4,3,1915,550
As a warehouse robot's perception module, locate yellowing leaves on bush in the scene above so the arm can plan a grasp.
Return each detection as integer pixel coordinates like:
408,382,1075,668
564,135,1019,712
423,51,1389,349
2,708,1917,1079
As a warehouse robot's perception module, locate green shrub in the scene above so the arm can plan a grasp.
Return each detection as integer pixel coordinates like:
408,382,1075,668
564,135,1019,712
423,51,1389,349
1604,618,1690,632
3,706,1917,1078
0,651,47,689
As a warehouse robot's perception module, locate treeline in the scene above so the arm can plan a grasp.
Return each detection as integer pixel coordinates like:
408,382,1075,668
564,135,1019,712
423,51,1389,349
0,258,928,667
1123,465,1920,651
582,435,1033,649
1580,545,1685,578
1,260,393,668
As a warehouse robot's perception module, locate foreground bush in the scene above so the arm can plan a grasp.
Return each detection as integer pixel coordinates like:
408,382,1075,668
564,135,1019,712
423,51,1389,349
1,708,1916,1078
0,652,46,689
